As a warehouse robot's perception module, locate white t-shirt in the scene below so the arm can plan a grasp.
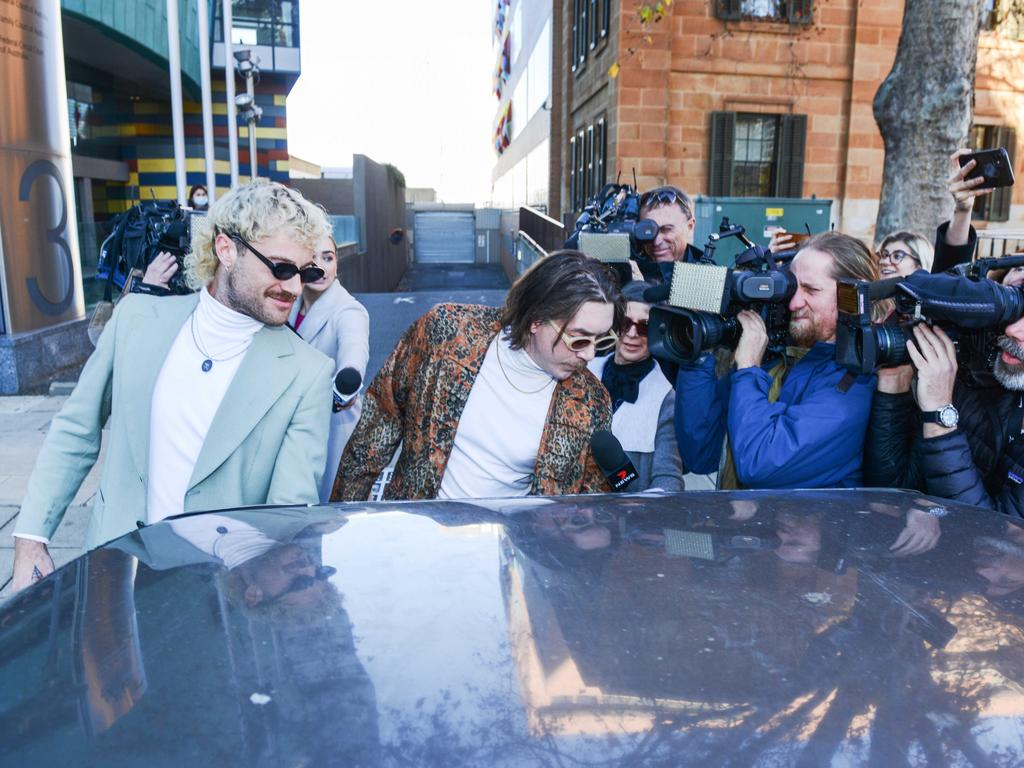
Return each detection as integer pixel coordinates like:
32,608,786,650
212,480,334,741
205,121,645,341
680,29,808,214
438,334,556,499
146,289,262,523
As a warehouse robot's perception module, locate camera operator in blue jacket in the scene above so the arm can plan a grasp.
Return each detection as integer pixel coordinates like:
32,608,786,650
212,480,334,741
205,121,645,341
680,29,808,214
675,232,879,489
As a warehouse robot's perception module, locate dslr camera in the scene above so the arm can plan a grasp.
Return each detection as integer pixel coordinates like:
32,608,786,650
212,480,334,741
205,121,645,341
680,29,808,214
646,220,796,365
564,182,663,283
835,255,1024,376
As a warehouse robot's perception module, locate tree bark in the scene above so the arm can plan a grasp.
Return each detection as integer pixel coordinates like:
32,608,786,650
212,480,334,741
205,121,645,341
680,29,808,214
873,0,986,242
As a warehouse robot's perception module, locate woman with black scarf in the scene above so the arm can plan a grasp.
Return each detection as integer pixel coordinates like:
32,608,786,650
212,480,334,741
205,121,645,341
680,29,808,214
587,281,685,491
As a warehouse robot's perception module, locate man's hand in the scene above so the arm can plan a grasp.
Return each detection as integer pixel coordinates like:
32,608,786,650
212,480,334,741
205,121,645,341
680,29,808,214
734,310,769,370
767,230,796,253
906,324,957,437
143,251,179,289
876,363,914,394
890,508,941,557
12,538,54,594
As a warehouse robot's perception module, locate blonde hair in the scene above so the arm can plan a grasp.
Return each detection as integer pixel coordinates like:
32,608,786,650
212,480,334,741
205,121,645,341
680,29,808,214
877,230,935,273
185,179,333,289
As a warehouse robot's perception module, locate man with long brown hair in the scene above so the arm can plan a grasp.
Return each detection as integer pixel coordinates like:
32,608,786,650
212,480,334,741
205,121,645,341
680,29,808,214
675,231,879,489
333,251,623,501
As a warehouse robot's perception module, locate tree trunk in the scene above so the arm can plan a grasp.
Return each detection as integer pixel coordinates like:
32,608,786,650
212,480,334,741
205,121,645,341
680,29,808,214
873,0,985,242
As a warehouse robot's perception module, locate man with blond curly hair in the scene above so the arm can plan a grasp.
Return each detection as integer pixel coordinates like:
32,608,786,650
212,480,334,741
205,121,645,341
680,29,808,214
11,180,335,593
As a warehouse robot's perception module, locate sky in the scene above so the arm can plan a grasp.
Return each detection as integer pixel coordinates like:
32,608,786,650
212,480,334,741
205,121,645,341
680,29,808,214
287,1,497,204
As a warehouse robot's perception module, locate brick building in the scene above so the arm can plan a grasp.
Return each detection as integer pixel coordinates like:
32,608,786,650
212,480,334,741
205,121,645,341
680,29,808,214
551,0,1024,241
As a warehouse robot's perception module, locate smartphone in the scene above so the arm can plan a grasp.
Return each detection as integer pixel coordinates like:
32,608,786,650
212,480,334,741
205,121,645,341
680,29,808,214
959,147,1015,189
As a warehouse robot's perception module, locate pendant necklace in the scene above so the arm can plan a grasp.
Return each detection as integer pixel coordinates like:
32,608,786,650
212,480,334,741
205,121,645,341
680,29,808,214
190,313,250,372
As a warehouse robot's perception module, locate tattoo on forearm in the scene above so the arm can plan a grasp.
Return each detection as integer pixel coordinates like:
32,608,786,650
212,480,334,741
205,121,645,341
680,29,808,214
31,566,42,583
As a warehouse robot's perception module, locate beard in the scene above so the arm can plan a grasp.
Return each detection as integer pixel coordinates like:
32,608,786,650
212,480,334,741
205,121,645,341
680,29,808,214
788,311,833,348
993,335,1024,390
224,269,295,326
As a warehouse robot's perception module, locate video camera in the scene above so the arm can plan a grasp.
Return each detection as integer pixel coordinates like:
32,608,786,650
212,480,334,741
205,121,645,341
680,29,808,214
646,220,796,365
564,182,662,282
97,200,197,296
835,256,1024,376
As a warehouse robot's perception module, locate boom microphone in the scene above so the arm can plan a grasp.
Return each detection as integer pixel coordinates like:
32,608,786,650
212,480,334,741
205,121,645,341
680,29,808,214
333,367,363,412
590,430,639,492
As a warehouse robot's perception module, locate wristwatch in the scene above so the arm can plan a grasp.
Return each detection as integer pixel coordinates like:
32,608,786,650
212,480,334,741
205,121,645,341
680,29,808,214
921,404,959,429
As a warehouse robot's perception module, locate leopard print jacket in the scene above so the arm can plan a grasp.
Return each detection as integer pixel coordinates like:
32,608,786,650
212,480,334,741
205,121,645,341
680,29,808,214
332,303,613,501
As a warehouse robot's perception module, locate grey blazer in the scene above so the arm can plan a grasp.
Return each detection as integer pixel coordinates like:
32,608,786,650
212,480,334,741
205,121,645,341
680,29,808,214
627,393,686,492
15,292,334,549
289,280,370,501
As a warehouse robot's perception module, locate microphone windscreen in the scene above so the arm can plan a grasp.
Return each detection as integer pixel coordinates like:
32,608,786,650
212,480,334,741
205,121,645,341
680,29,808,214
643,283,671,303
334,367,362,396
590,429,626,472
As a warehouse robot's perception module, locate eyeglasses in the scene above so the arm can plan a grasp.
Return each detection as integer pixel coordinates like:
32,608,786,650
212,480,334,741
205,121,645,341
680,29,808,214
266,565,336,604
639,186,693,219
229,234,325,284
548,321,618,353
621,318,649,337
877,248,919,266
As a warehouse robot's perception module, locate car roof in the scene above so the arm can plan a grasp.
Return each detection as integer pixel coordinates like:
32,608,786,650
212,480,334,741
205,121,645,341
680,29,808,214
1,488,1023,766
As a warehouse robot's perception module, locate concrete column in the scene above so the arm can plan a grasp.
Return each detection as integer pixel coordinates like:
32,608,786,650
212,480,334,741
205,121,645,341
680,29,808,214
223,0,240,187
197,0,217,202
166,0,188,206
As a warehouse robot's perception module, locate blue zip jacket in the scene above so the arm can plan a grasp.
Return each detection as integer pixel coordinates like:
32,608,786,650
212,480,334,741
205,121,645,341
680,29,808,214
674,343,876,488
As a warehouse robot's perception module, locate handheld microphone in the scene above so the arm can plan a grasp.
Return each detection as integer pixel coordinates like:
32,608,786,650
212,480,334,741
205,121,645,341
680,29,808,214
590,430,639,492
333,368,363,412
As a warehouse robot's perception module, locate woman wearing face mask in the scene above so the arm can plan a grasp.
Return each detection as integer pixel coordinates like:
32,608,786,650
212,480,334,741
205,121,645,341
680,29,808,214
876,231,934,278
587,281,686,492
188,184,209,211
289,235,370,502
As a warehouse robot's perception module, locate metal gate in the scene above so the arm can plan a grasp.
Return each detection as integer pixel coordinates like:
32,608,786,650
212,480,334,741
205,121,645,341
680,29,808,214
414,211,476,264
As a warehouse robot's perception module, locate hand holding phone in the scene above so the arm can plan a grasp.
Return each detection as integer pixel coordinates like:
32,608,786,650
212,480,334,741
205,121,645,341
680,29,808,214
958,147,1015,190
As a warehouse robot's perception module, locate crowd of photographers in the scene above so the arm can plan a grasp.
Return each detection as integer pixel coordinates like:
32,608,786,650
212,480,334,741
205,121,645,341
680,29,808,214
576,147,1024,523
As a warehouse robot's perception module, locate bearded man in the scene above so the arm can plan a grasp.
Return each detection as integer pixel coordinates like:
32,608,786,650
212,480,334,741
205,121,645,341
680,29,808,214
674,232,879,489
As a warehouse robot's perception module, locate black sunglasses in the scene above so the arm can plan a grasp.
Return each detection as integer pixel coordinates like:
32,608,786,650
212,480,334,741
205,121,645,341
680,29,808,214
621,318,649,337
639,186,692,219
229,234,325,284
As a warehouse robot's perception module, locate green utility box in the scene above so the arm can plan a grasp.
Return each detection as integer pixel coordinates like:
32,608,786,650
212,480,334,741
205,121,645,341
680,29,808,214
693,196,833,265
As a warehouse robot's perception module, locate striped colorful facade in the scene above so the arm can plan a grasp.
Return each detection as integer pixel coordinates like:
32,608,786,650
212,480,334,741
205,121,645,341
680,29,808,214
84,76,293,218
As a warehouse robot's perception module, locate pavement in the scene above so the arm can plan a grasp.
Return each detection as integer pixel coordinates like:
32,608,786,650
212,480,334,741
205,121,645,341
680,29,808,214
0,395,105,601
0,267,510,602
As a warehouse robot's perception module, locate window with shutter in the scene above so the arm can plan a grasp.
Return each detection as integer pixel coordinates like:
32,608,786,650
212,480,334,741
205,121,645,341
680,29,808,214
774,114,807,198
709,112,736,196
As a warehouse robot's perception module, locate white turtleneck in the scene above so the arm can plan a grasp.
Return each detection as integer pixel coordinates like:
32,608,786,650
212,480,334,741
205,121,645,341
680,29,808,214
438,332,557,500
146,288,263,523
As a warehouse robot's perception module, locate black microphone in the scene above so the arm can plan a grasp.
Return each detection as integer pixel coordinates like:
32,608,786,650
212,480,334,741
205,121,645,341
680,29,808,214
333,367,362,412
590,430,639,492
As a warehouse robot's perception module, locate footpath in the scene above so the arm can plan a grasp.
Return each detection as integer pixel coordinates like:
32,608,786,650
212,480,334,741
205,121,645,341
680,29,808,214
0,395,99,600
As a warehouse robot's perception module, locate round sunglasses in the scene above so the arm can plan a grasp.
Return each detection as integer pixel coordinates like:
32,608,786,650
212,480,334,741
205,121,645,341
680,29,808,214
548,321,618,353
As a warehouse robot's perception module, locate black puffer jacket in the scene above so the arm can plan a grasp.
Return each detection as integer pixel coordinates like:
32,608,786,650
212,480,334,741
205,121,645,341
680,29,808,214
865,378,1024,516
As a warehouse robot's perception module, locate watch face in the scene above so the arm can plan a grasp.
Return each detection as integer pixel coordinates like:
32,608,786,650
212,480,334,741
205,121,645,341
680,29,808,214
938,405,959,428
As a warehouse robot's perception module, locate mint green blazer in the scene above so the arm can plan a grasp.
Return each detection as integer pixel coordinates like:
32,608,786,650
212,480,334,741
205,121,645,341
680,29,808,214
15,292,335,549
